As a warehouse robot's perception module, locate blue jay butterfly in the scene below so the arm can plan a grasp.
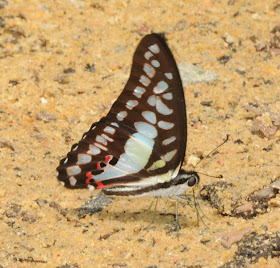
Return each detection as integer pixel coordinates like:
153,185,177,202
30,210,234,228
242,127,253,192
57,33,199,200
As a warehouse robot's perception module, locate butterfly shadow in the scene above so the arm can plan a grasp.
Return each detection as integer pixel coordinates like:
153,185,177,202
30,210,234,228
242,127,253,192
74,192,203,231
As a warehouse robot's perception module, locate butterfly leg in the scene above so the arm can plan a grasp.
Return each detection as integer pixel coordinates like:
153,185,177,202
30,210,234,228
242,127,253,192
169,192,205,229
177,190,209,228
144,197,158,212
175,194,195,207
175,200,181,230
167,196,181,230
143,197,159,230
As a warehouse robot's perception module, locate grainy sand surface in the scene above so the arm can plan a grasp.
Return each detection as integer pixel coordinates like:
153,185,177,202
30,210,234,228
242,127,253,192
0,1,279,267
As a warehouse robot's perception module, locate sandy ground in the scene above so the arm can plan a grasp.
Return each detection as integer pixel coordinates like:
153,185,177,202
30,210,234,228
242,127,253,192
0,0,279,267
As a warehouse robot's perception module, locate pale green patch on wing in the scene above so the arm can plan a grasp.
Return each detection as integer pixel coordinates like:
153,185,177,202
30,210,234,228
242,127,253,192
125,134,154,168
147,159,166,171
157,170,173,182
157,163,181,183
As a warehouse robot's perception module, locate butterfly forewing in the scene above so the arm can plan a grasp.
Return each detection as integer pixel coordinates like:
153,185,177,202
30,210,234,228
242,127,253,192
57,34,187,193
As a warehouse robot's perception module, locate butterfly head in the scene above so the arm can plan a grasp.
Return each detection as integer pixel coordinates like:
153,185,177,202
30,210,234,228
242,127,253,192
174,170,200,189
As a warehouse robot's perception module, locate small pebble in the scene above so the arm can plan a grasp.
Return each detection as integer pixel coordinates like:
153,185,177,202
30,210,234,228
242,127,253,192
187,155,200,167
36,112,57,122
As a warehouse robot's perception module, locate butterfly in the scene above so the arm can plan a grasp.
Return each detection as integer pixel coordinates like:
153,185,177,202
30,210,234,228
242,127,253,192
57,33,199,200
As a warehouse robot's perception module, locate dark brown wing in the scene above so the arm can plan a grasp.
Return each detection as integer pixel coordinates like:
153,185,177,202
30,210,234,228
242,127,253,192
57,34,187,191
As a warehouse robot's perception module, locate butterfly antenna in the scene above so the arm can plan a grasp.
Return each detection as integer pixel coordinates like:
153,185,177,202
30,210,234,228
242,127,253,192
196,172,223,179
195,134,229,169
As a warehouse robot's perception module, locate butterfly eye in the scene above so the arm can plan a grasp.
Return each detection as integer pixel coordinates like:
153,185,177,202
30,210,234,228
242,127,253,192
187,175,199,187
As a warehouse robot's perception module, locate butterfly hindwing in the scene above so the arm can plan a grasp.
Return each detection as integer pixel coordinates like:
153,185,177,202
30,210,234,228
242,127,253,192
57,34,187,193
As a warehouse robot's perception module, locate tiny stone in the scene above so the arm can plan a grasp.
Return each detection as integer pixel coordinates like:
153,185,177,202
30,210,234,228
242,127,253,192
85,63,95,73
217,55,231,64
271,178,280,190
174,19,187,31
72,34,79,40
252,13,260,20
200,101,213,106
38,4,48,10
9,79,19,86
54,74,70,84
187,155,200,167
40,97,47,104
225,33,236,44
114,45,126,53
178,63,217,84
36,112,57,122
63,67,75,74
235,69,246,76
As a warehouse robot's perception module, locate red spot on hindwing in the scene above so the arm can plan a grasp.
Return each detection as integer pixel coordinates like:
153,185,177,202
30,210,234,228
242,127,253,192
105,155,113,163
95,181,106,189
86,155,115,188
86,171,92,184
85,171,105,189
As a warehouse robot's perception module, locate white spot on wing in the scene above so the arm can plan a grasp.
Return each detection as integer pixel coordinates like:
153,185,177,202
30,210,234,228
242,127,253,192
101,133,114,142
165,73,173,80
126,100,139,110
147,95,156,106
144,51,153,60
156,98,173,115
163,92,173,100
134,122,158,139
158,121,174,130
87,144,101,155
149,44,160,54
139,75,151,87
111,122,119,128
153,81,168,94
104,126,115,135
151,60,160,68
142,111,157,124
69,176,77,186
164,149,177,162
72,145,78,151
66,165,81,176
117,111,127,121
143,63,155,78
133,87,146,98
162,136,176,145
77,154,92,165
96,135,107,145
94,142,108,151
